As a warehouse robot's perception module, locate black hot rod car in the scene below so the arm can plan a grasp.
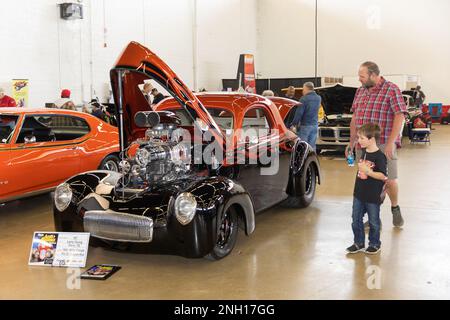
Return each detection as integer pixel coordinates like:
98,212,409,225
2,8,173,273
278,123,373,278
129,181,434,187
53,42,321,260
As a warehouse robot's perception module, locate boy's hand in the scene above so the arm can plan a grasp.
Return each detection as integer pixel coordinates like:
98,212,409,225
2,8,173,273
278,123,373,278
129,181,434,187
358,162,370,174
384,142,395,160
345,144,352,158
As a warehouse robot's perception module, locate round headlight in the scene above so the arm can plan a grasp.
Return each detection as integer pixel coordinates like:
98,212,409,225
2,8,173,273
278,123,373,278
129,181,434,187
54,183,73,212
174,193,197,225
136,148,150,166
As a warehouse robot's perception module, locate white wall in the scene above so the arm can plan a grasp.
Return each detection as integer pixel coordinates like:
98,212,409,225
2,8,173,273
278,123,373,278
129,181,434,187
0,0,76,107
257,0,317,78
0,0,257,107
257,0,450,103
196,0,257,91
2,1,449,106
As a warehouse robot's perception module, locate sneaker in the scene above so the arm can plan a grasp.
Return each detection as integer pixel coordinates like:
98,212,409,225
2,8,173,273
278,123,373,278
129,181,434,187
392,205,404,227
365,246,381,255
346,244,365,254
364,220,382,231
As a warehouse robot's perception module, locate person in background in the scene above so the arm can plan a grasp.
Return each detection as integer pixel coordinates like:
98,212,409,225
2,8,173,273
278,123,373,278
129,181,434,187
347,61,406,228
142,83,153,104
151,88,165,105
54,89,75,110
285,86,296,100
413,85,426,109
262,90,275,97
287,82,322,151
0,87,17,107
89,99,106,121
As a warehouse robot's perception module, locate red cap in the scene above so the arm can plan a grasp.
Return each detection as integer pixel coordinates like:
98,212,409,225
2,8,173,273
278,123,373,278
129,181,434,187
61,89,71,98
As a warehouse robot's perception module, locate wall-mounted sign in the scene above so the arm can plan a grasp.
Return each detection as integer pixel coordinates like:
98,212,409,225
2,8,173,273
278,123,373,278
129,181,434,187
12,79,29,108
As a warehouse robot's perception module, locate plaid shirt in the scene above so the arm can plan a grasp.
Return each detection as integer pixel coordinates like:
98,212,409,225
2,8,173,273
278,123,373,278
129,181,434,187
351,77,406,146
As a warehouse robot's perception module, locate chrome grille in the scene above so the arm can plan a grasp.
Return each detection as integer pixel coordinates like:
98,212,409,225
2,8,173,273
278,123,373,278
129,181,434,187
84,210,153,243
339,130,350,138
319,129,335,138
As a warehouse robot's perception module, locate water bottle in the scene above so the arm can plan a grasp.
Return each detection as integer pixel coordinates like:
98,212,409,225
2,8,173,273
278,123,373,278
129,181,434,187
347,151,355,167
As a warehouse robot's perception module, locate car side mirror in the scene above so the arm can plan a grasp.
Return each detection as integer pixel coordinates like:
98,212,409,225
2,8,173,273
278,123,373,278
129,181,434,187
24,135,36,144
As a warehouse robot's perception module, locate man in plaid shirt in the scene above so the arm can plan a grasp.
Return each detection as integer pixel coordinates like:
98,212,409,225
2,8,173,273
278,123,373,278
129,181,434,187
347,61,407,227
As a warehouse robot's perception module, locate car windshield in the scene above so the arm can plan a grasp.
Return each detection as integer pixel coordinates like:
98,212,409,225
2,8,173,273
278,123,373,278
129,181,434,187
166,107,233,133
0,115,19,143
139,80,212,133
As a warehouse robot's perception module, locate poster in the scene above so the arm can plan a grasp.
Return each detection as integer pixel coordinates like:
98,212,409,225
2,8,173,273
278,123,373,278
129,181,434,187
12,79,29,108
237,54,256,93
28,232,90,268
28,232,59,266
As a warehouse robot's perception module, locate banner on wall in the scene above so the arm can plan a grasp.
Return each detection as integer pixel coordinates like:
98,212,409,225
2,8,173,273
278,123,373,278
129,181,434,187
12,79,29,107
237,54,256,93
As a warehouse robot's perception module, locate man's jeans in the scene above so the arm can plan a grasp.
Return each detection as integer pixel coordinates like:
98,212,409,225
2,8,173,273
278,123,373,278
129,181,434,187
352,197,381,248
298,125,318,151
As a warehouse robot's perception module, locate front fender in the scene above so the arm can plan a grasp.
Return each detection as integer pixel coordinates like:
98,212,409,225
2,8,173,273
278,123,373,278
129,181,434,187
63,170,122,202
286,140,321,196
184,176,255,236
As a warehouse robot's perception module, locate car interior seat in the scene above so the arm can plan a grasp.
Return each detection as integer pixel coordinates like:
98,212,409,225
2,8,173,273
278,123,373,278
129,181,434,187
32,127,56,142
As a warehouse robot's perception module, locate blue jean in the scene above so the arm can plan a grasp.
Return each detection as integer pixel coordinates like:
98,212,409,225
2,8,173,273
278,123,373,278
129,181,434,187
298,125,318,151
352,197,381,248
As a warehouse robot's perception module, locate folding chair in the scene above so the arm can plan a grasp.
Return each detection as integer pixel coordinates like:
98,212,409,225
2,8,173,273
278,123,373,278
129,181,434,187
409,122,431,145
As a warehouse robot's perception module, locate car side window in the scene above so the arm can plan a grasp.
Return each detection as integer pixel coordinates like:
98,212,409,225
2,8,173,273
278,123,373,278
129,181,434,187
239,107,274,146
206,108,234,130
0,115,19,143
16,115,90,143
242,107,272,136
284,105,301,127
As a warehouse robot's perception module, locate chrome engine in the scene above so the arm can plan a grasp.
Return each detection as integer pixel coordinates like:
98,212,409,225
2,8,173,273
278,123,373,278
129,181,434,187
119,111,192,187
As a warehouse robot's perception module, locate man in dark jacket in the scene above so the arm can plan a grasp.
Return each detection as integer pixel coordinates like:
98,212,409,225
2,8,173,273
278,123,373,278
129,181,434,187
413,85,426,108
151,88,165,105
288,82,321,151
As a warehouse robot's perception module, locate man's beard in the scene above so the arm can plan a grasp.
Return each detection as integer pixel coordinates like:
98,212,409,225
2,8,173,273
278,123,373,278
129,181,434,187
363,79,376,89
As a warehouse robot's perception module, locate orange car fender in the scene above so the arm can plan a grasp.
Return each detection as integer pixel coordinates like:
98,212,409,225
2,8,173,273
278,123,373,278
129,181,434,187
78,119,119,171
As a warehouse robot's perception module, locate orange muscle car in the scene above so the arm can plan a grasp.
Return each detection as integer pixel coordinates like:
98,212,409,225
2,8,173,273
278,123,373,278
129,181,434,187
0,108,119,203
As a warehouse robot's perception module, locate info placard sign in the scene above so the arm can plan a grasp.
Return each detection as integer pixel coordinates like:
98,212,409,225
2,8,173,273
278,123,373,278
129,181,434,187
28,232,90,268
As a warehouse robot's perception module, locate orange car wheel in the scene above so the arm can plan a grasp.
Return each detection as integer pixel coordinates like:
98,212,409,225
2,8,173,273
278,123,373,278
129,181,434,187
98,154,119,172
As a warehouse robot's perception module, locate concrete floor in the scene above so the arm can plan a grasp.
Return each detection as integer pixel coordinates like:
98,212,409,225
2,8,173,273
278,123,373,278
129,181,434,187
1,125,449,300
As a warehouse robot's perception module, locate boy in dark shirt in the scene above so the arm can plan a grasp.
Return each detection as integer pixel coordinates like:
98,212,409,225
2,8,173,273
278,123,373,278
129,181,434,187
347,123,387,255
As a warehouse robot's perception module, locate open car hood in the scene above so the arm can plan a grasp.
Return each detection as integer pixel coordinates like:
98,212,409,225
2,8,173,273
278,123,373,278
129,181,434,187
315,83,357,115
110,41,222,149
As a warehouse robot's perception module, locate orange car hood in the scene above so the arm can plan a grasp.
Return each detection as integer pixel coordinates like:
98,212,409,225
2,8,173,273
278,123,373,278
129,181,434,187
110,41,222,148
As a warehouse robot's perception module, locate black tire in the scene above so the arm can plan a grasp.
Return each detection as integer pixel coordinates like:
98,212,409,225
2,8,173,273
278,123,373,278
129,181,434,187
205,206,239,260
283,159,317,208
99,154,119,172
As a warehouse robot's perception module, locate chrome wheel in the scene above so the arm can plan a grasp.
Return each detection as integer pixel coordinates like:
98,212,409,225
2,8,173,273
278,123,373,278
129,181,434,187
103,160,119,172
99,155,120,172
217,210,234,248
205,206,239,260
